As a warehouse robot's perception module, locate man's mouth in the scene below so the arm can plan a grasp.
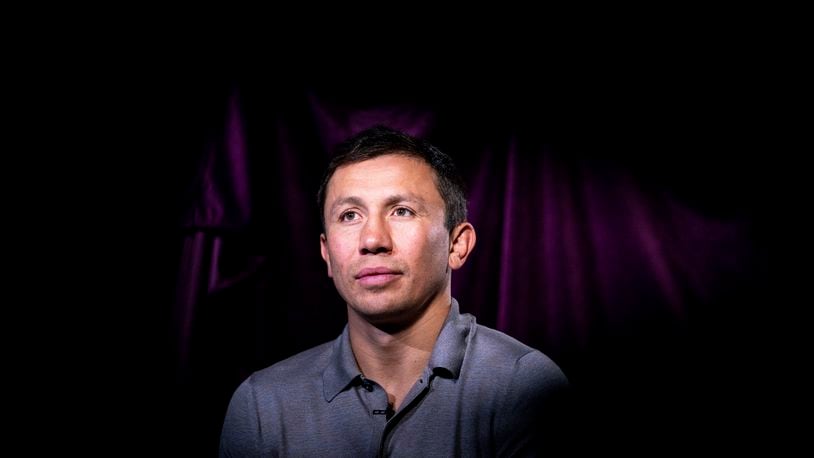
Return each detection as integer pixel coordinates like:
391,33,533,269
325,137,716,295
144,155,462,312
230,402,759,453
355,267,402,287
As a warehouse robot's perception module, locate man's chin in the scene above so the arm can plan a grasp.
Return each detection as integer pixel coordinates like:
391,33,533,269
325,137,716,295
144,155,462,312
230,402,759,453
348,300,420,332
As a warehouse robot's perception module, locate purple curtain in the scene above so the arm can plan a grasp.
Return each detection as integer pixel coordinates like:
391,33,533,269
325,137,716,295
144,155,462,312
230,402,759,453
168,80,764,454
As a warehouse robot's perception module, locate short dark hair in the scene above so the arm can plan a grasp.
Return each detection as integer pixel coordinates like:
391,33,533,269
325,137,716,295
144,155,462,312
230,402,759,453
318,125,467,232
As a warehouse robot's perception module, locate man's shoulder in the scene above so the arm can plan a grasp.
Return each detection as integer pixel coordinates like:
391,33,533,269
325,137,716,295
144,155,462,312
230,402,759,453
469,322,567,384
469,322,537,362
250,338,337,386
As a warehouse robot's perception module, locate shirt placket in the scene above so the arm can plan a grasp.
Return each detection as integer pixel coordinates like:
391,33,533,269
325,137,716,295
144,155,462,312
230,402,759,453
377,368,435,457
355,375,391,455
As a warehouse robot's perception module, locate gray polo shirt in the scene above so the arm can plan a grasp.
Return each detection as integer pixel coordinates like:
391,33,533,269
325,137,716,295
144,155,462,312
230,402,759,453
220,299,569,457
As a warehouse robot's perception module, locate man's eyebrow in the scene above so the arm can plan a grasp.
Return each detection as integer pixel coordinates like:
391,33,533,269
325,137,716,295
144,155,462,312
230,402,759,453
329,194,426,213
382,194,425,208
330,196,365,214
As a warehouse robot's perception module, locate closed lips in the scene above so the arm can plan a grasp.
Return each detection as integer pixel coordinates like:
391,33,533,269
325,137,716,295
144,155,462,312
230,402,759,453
355,267,401,278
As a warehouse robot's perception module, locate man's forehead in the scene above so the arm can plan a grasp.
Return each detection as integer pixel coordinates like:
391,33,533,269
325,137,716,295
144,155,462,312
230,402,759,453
335,154,430,175
326,156,441,207
329,156,435,189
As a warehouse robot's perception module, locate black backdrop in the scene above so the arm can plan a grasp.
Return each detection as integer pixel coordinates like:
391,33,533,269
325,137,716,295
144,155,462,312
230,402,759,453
87,50,772,455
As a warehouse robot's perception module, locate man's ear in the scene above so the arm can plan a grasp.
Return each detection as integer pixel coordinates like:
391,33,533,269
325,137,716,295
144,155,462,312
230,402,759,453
320,233,333,277
448,222,476,270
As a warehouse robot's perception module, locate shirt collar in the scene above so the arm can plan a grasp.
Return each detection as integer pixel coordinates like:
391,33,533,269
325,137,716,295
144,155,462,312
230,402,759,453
322,324,362,402
426,297,472,379
322,297,474,402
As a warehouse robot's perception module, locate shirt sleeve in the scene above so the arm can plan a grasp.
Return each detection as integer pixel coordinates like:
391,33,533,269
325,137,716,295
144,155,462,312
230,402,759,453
494,350,571,457
219,377,264,457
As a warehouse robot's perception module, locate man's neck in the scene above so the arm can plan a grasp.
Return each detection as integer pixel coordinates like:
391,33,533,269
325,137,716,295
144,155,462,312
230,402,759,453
347,294,451,410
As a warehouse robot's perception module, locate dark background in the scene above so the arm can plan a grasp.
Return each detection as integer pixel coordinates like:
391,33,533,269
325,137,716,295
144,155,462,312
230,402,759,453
69,40,777,455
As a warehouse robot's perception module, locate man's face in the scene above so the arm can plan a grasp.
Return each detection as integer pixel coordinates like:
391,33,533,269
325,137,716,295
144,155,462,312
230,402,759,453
320,154,452,326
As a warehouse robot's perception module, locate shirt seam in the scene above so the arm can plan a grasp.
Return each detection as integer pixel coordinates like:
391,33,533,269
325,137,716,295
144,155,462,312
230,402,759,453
493,349,536,455
248,373,264,452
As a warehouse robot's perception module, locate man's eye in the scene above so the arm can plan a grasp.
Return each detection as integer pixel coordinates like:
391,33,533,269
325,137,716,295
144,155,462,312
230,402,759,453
393,208,414,217
340,211,359,222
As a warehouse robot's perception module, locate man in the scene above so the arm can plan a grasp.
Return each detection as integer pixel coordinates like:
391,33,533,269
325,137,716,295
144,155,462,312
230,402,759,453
220,126,569,456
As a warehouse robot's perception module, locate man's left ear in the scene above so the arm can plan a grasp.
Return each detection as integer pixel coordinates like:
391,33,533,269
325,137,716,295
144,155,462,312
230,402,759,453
448,222,476,270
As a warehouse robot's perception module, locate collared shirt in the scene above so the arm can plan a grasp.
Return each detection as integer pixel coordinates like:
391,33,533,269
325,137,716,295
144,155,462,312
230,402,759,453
220,299,569,457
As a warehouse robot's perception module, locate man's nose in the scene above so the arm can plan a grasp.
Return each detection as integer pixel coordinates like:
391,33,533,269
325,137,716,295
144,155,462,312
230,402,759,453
359,215,393,255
